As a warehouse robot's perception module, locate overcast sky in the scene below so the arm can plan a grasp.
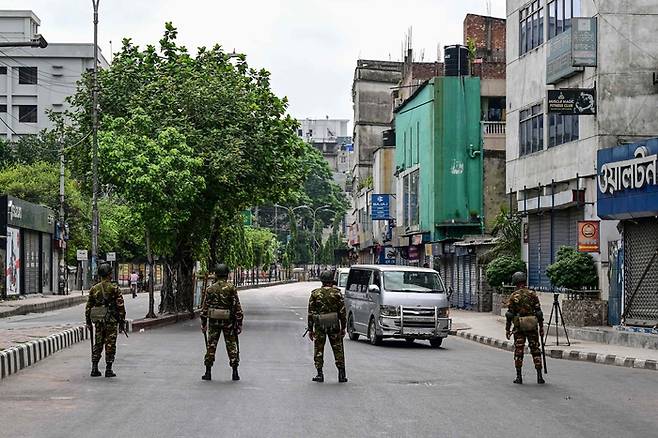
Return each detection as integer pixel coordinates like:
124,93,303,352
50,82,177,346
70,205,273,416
4,0,505,122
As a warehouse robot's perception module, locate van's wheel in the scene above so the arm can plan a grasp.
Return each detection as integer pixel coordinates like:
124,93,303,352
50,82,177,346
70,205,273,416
429,338,443,348
368,318,382,346
348,314,359,341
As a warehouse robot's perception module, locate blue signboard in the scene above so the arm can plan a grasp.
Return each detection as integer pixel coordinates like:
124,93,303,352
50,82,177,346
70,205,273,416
371,194,391,220
378,246,397,265
597,138,658,220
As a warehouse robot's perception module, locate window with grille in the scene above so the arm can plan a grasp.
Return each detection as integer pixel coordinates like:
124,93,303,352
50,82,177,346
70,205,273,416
519,1,544,55
519,104,543,156
18,105,38,123
548,0,581,39
548,113,579,147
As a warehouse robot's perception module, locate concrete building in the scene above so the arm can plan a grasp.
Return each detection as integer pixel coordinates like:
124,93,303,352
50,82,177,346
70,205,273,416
0,10,110,141
505,0,658,319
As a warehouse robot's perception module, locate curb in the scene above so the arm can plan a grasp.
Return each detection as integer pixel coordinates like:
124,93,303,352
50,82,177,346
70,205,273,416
0,325,89,380
132,310,200,331
454,330,658,372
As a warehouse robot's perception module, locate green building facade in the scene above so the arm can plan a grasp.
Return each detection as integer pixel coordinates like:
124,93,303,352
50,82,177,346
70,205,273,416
394,76,483,243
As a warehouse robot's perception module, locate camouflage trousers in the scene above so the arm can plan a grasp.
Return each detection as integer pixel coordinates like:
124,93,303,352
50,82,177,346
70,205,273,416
514,330,542,369
92,322,118,363
314,329,345,369
205,324,239,367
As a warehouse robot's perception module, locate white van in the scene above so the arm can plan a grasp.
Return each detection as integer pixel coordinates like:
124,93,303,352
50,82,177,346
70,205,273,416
344,265,452,347
335,267,350,295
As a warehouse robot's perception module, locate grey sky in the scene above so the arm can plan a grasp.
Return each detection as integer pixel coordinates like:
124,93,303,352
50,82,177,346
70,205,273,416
4,0,505,122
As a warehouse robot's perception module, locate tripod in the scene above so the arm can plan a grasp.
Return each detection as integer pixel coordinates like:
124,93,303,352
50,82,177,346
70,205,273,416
543,293,570,346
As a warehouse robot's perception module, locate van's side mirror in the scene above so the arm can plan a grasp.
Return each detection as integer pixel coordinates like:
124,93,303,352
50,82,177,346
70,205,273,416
368,284,380,294
448,286,454,300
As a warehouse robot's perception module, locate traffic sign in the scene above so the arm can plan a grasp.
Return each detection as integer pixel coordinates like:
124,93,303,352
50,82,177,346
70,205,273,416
106,252,116,262
76,250,88,261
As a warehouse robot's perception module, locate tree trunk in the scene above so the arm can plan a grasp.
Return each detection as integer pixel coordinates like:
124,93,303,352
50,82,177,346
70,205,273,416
159,259,176,314
145,229,157,319
174,242,195,316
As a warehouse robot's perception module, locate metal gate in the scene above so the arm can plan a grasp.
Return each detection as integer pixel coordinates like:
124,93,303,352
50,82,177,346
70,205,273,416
41,233,52,293
23,230,40,294
608,240,623,326
623,219,658,327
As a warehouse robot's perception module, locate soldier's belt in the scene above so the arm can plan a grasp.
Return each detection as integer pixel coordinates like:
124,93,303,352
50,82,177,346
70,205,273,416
208,308,231,320
314,313,339,330
89,306,108,323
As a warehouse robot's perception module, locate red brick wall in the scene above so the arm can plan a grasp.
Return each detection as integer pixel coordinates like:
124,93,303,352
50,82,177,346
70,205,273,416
471,61,506,80
463,14,506,62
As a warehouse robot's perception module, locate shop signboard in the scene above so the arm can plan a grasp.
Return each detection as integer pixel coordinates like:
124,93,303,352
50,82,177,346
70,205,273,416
572,18,597,67
425,244,433,257
6,226,20,296
577,221,600,253
411,234,423,245
378,246,397,265
597,138,658,219
408,245,419,261
547,89,596,115
371,194,390,220
546,28,583,84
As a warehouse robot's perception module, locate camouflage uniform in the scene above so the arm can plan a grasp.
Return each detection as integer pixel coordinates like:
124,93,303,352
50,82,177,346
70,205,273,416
85,279,126,363
308,286,347,369
506,288,543,370
201,280,244,367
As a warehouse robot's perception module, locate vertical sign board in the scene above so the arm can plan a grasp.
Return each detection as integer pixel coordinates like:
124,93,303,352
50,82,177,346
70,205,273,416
546,28,583,84
379,246,396,265
77,250,88,261
371,194,390,220
572,18,597,67
577,221,600,253
6,227,20,296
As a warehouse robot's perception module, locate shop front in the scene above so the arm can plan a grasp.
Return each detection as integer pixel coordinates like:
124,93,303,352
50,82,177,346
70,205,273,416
598,138,658,327
0,196,56,298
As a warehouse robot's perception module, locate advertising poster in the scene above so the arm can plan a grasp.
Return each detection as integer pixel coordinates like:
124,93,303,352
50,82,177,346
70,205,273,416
577,221,600,253
6,226,20,296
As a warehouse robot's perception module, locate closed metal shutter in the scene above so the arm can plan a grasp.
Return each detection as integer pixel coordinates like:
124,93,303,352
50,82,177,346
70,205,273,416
41,234,52,293
462,254,477,309
453,256,461,307
552,208,583,261
623,219,658,327
23,231,40,294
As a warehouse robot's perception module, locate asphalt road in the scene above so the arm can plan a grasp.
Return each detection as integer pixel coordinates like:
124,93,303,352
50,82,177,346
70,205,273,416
0,292,152,330
0,282,656,438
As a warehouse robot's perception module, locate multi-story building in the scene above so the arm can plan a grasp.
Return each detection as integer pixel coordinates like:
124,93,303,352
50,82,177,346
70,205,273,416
0,10,109,141
505,1,658,324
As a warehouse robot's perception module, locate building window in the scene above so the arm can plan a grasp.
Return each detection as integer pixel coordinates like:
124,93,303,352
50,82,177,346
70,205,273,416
519,104,543,156
297,129,303,137
402,169,420,228
0,67,7,75
548,0,581,40
0,105,6,113
18,67,38,85
548,114,579,147
18,105,38,123
519,1,544,55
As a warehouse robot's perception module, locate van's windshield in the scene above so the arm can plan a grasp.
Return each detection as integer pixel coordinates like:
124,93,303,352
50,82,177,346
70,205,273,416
383,271,443,293
338,272,348,287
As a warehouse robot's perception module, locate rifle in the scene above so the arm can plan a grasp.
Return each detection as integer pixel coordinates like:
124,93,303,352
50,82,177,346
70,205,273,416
203,329,208,348
119,320,129,338
539,326,548,374
89,324,94,354
302,327,309,338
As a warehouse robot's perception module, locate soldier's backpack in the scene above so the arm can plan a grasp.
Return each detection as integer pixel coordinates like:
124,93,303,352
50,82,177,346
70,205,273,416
517,315,539,332
89,282,116,323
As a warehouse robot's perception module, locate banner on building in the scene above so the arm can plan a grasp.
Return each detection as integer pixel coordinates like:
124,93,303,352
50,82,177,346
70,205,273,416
408,245,420,261
577,221,600,253
6,226,20,296
572,18,597,67
547,89,596,115
371,194,391,220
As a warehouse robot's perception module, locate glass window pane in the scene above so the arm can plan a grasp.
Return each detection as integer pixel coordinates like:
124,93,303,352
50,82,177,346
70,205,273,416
539,8,544,44
526,121,532,153
549,114,556,147
403,175,410,227
520,18,526,54
539,114,544,150
520,121,526,155
556,115,564,145
549,1,556,38
526,17,532,50
564,114,572,142
531,116,538,152
532,13,538,48
573,0,581,17
557,0,564,34
573,115,579,140
565,0,572,30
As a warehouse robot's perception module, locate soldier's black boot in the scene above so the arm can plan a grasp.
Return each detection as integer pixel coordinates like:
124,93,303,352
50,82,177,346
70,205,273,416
105,362,116,378
90,361,101,377
338,367,348,383
202,365,212,381
513,367,523,384
312,368,324,382
536,368,545,384
232,365,240,381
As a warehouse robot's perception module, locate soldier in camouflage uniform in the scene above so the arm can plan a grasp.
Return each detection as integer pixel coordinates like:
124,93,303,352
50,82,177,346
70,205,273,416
505,272,545,385
85,263,126,378
200,263,244,381
307,270,348,383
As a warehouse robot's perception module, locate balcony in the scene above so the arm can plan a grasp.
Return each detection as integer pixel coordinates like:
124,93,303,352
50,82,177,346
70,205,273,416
481,121,506,151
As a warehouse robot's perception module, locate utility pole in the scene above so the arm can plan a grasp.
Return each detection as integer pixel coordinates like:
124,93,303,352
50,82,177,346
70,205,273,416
90,0,100,282
59,137,67,295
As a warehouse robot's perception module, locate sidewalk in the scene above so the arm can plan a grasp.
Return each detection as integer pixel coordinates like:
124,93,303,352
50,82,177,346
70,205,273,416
451,310,658,371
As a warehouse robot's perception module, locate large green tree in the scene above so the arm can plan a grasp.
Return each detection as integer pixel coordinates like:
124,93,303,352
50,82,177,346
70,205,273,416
66,24,308,313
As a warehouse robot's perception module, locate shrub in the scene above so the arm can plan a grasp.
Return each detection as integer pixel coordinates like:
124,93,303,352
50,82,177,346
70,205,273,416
486,255,526,288
546,246,598,289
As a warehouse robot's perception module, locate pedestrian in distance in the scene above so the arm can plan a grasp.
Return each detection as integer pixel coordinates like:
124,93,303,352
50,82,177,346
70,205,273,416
307,270,348,383
85,263,127,378
130,270,138,298
505,271,546,385
200,263,244,382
